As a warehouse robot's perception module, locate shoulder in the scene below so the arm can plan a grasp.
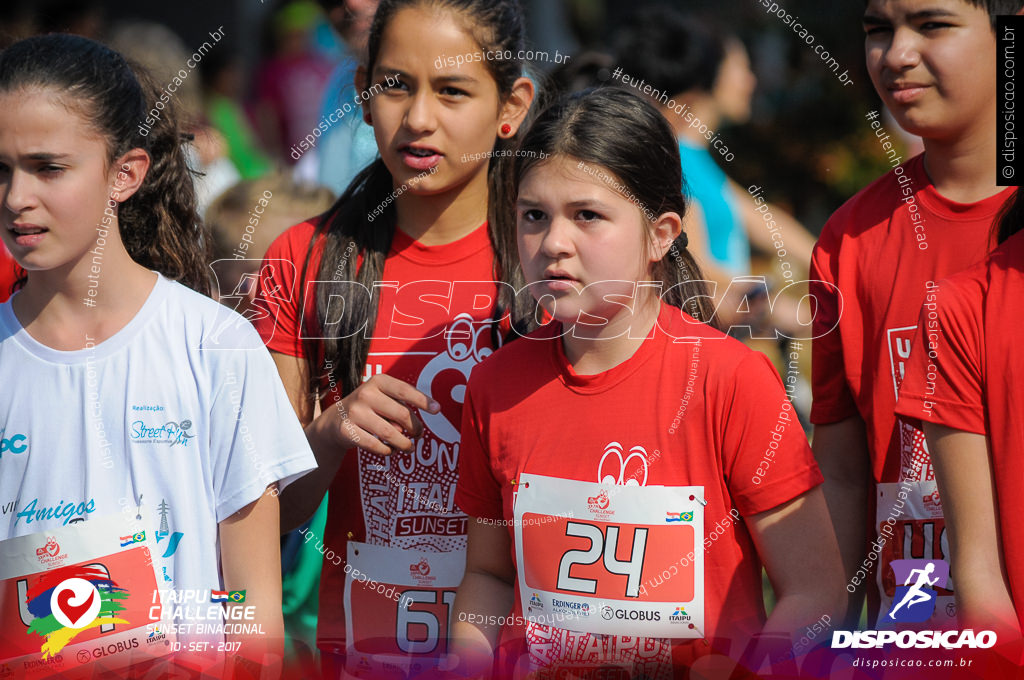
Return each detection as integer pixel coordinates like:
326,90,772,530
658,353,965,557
160,278,264,352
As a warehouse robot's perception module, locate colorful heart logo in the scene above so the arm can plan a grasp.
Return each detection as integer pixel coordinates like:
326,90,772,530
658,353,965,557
56,588,95,627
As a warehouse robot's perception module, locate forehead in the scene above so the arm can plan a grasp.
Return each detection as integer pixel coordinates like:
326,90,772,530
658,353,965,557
0,87,106,159
864,0,983,19
376,6,485,71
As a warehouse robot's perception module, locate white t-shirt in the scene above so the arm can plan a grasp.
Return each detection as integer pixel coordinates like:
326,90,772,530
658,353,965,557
0,273,316,595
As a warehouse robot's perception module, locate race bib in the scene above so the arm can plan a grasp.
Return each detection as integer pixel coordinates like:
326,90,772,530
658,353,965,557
875,481,955,629
343,542,464,678
0,510,172,678
514,473,705,638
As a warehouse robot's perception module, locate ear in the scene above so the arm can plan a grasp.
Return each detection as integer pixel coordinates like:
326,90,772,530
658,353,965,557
355,65,373,125
108,148,151,203
497,76,536,137
648,211,683,264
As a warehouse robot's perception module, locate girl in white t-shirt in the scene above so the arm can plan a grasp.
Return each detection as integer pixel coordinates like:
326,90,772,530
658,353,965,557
0,34,315,675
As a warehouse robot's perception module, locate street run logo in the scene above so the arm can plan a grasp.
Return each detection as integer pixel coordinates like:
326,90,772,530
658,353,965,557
25,566,129,658
832,559,996,649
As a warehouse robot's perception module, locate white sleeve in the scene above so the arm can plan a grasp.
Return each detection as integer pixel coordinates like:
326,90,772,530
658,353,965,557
206,320,318,522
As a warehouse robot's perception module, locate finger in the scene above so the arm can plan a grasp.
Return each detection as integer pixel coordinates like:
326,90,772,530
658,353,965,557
373,374,441,414
362,414,416,453
364,392,424,438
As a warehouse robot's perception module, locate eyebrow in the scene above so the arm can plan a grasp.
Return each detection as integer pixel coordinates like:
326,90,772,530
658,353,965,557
375,65,479,85
515,197,614,210
25,152,71,161
863,8,958,26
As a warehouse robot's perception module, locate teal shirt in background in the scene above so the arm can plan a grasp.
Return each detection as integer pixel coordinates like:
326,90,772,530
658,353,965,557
678,139,751,276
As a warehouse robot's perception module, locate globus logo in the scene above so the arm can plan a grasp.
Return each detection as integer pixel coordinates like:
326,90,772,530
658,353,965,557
0,429,27,457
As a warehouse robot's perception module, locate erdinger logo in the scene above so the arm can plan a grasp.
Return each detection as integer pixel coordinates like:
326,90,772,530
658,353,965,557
887,559,949,623
23,566,129,659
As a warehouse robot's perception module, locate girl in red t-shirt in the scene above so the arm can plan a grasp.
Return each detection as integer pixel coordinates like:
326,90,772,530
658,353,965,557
451,87,845,678
253,0,536,676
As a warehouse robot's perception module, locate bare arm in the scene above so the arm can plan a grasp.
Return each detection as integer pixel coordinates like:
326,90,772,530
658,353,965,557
219,486,284,678
748,488,846,633
925,422,1020,637
451,519,516,679
270,351,440,532
731,180,816,272
812,416,871,627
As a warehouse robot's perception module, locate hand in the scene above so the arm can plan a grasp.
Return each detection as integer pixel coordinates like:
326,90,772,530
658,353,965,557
314,373,440,456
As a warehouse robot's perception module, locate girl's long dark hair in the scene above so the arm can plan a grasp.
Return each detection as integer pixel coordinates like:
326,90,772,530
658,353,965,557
511,87,717,331
303,0,532,397
995,189,1024,245
0,34,210,295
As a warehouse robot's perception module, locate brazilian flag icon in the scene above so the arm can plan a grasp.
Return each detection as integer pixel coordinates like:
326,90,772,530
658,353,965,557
228,590,246,602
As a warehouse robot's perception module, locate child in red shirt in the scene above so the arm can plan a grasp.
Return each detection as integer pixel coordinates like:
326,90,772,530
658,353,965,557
253,1,536,677
897,194,1024,645
811,0,1020,627
452,87,844,679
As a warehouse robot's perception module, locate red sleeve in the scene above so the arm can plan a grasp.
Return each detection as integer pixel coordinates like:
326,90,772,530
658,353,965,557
896,278,985,435
455,380,504,521
253,222,319,357
809,217,859,424
720,351,824,516
0,243,20,303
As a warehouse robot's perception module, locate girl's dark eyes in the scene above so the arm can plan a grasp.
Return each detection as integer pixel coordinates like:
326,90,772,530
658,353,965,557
39,165,64,175
440,86,468,97
577,209,602,222
521,209,545,222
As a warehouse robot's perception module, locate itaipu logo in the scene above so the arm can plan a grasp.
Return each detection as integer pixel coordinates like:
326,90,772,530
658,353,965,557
887,559,949,623
24,566,129,659
669,606,692,623
129,419,194,447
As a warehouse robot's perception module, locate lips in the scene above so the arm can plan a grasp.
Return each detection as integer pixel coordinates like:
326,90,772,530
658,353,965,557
887,82,929,104
400,144,443,171
9,223,48,247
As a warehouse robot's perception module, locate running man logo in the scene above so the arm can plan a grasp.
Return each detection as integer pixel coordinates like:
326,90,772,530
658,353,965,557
887,559,949,623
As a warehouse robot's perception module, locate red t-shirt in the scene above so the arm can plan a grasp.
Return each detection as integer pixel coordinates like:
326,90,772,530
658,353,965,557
456,302,822,679
809,153,1013,623
0,243,20,303
254,218,502,677
896,231,1024,629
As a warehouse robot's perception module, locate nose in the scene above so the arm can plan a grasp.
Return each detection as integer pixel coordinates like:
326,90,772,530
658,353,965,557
539,215,575,259
881,26,922,73
404,89,438,136
3,168,36,215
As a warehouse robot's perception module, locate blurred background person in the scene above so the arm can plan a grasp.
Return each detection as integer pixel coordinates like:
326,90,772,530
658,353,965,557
252,1,336,166
305,0,380,193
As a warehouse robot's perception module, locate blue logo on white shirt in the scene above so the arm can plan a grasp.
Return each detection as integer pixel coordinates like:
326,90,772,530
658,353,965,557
0,429,27,458
130,419,195,447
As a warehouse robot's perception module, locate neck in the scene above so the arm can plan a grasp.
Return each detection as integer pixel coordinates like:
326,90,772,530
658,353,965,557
394,166,489,246
12,236,157,350
921,104,1004,203
561,295,662,375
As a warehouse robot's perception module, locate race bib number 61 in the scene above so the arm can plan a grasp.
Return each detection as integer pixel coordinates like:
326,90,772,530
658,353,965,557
514,474,705,638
